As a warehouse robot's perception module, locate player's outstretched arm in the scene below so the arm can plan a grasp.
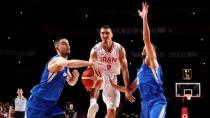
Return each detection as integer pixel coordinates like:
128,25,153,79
48,57,93,73
138,2,158,69
66,59,93,68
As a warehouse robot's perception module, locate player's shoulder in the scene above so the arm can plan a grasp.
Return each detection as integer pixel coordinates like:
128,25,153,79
113,41,124,50
113,42,125,54
113,41,122,47
47,55,65,65
48,55,58,61
92,42,102,50
95,42,102,47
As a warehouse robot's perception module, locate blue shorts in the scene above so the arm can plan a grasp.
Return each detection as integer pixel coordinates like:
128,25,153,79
26,95,65,118
141,102,167,118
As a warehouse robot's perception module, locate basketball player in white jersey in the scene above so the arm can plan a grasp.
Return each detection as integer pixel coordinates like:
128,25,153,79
87,25,135,118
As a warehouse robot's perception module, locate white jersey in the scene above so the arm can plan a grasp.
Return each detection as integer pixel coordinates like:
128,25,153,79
91,42,121,75
91,42,122,87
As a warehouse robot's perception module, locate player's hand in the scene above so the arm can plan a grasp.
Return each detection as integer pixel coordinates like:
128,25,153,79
138,2,149,20
92,62,102,77
125,89,136,103
72,69,80,79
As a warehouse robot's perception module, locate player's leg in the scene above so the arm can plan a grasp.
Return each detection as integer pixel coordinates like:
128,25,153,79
149,103,167,118
102,87,120,118
25,95,47,118
105,108,116,118
87,88,100,118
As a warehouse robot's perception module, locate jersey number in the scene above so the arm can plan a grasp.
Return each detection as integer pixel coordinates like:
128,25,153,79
107,64,111,70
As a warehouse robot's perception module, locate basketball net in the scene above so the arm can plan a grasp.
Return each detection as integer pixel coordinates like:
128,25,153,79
185,94,192,100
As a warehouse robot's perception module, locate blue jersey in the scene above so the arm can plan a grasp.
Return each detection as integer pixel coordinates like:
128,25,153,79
30,55,68,101
137,63,167,105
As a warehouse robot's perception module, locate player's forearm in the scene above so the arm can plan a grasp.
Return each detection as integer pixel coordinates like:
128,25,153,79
143,17,157,61
66,60,92,68
122,68,130,89
143,17,151,46
129,79,138,93
113,84,126,93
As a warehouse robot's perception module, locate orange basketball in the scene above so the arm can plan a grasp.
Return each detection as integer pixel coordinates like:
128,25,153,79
81,67,103,90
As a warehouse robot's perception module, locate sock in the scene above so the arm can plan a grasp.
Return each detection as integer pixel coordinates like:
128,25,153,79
90,98,97,105
87,98,98,118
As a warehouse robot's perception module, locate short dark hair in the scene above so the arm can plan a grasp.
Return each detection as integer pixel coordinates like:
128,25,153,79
17,88,23,90
54,36,67,46
101,25,112,30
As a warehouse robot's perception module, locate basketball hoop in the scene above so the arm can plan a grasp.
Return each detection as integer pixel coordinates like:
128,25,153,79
185,94,192,100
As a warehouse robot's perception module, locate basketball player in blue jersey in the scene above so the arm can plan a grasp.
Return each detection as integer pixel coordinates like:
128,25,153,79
26,36,95,118
109,2,167,118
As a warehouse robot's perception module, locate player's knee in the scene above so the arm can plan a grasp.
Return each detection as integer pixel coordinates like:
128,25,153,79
107,104,117,110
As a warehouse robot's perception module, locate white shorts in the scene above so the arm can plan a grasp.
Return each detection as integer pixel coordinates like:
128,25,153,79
102,87,120,109
102,74,120,109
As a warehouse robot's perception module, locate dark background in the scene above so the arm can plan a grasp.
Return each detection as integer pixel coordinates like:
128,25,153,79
1,0,209,117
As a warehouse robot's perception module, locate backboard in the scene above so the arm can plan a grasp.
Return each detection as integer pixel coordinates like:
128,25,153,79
175,82,201,99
